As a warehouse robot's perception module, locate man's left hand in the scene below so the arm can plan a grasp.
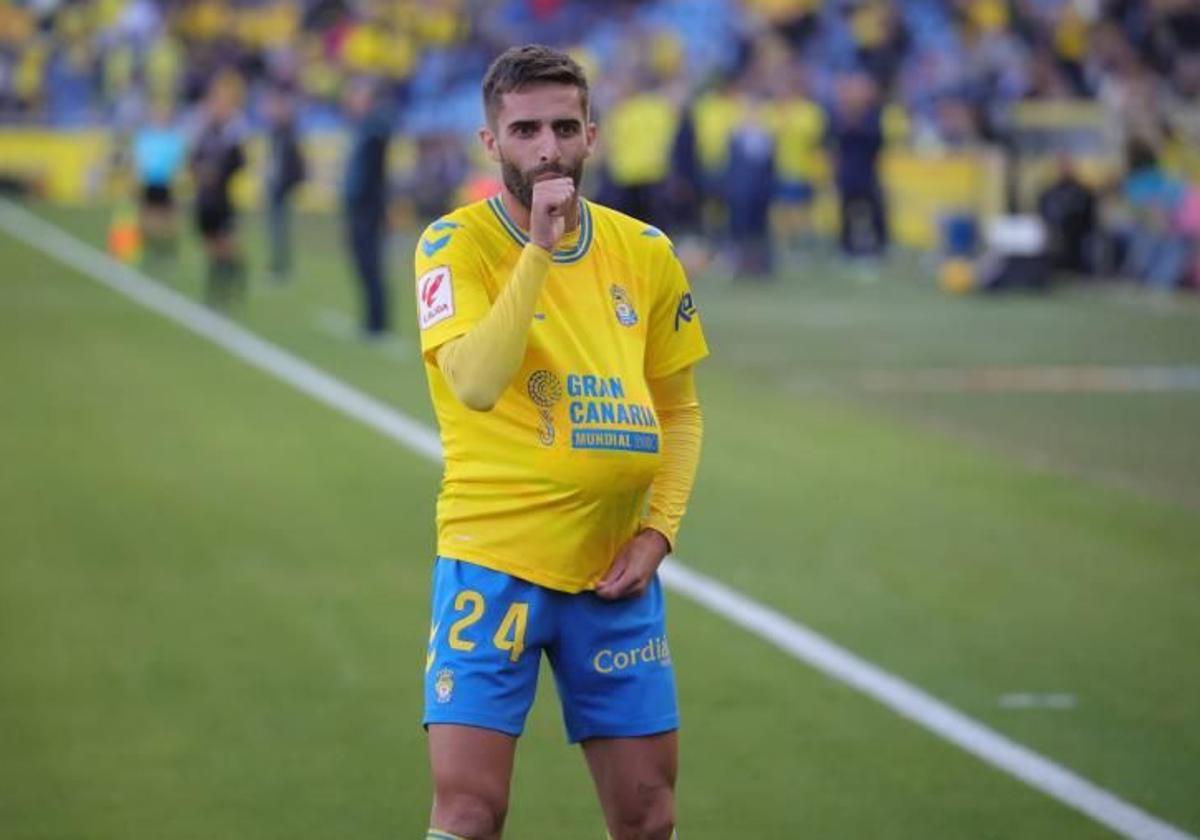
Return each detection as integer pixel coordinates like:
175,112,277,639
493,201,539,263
595,529,671,600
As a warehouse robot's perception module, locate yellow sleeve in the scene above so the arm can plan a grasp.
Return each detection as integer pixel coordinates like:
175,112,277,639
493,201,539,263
644,235,709,380
414,217,492,356
641,366,703,549
435,244,551,411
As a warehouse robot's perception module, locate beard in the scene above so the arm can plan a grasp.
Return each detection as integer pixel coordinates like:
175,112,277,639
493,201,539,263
500,155,585,211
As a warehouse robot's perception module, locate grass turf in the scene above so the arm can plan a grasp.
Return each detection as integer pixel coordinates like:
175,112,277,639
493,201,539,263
2,203,1197,837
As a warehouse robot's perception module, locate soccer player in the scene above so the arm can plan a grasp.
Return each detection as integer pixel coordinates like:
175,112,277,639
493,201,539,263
414,45,708,840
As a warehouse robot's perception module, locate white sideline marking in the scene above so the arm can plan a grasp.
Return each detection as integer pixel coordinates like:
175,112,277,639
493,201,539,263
0,202,440,461
1,199,1192,840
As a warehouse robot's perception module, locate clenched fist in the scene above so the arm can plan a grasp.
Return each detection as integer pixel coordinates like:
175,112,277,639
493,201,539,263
530,176,575,253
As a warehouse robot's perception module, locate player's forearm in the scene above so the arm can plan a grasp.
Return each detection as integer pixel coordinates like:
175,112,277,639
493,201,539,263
436,244,551,411
642,369,703,549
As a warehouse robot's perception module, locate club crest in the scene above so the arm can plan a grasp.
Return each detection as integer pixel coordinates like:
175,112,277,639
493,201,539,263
434,668,454,704
610,284,638,327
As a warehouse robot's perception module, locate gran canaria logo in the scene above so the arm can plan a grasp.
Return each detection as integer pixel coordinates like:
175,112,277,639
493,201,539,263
610,284,638,327
527,370,563,446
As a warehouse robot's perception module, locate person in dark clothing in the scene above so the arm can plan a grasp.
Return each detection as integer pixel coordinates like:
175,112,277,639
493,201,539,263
829,73,888,260
663,106,702,237
264,86,306,282
1037,154,1097,275
190,73,247,307
725,101,776,279
342,78,393,337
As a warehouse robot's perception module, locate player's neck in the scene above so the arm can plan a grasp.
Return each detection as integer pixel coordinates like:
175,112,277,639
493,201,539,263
499,189,581,236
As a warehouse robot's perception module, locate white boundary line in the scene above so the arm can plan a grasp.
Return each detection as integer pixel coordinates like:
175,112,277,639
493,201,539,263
2,199,1192,840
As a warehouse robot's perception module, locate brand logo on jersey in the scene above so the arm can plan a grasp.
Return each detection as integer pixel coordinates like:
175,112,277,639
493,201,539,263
434,668,454,703
417,266,454,329
610,284,638,327
527,370,563,446
674,292,696,331
420,220,460,257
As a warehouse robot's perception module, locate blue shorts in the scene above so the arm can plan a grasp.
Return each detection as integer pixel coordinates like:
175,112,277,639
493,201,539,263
423,557,679,743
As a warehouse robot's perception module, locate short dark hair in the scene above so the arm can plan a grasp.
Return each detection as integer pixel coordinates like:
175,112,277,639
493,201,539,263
481,44,589,125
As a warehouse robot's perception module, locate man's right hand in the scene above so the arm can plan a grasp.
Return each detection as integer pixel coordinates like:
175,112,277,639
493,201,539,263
529,176,575,253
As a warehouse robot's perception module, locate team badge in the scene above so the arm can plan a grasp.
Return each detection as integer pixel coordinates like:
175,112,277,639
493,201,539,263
434,668,455,704
527,370,563,446
610,284,638,327
417,266,454,330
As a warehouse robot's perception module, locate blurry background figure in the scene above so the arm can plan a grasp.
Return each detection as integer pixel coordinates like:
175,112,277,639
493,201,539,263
830,73,887,266
410,132,468,222
662,96,702,239
725,97,776,279
1120,139,1191,291
599,72,679,233
190,72,247,308
766,61,825,261
342,77,393,339
1037,154,1098,277
132,101,185,262
689,76,742,267
263,85,306,284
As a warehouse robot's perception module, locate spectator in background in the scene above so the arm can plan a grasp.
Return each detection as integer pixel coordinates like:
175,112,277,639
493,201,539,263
190,72,247,307
1037,154,1097,276
829,72,888,262
766,61,826,259
662,98,702,241
1122,139,1190,291
342,77,393,338
411,132,469,221
132,102,186,260
263,85,306,283
690,76,743,242
600,73,679,232
725,97,776,278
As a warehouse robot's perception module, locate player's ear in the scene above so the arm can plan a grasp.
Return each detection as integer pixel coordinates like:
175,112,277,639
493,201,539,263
584,121,598,158
479,125,501,163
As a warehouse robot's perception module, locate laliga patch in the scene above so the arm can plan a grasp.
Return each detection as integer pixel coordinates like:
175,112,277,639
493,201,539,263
418,266,454,330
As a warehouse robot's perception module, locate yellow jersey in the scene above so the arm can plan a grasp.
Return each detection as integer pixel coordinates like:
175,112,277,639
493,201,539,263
765,97,827,182
414,196,709,593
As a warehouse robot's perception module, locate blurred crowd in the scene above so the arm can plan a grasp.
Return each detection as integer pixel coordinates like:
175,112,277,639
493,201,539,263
1,0,1198,292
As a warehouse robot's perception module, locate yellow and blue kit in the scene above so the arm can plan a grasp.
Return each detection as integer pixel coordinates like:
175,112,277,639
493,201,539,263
415,195,707,740
414,195,707,592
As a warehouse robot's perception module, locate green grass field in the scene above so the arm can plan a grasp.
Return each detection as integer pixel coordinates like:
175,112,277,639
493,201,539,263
2,201,1199,838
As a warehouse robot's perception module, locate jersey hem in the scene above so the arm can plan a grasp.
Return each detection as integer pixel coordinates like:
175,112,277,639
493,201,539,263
435,548,596,594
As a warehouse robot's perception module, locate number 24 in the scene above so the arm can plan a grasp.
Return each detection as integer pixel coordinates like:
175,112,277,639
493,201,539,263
447,590,528,663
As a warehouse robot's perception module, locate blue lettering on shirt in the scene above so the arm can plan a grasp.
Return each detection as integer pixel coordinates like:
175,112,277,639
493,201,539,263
571,430,660,453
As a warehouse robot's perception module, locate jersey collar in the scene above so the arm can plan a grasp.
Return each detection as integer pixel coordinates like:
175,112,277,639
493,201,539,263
487,194,593,264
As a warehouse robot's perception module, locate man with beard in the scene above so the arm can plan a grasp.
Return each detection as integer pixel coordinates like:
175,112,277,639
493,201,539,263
414,45,707,840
